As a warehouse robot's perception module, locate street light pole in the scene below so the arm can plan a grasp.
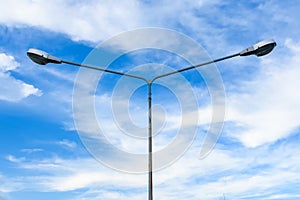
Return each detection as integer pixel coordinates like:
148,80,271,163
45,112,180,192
148,82,153,200
27,39,276,200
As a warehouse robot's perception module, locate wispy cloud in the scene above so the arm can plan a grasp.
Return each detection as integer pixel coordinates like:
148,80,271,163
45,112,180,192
3,135,300,199
225,38,300,147
21,148,44,154
0,0,143,43
0,53,19,72
0,52,42,102
0,0,224,44
56,139,77,149
5,155,25,163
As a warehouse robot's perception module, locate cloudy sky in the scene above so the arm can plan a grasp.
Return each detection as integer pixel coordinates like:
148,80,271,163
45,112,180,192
0,0,300,199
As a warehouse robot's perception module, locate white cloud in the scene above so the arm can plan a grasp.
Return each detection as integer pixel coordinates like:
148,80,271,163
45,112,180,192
0,52,42,102
0,53,19,71
5,155,25,163
11,157,147,192
4,139,300,199
21,148,44,154
0,0,223,44
225,38,300,147
0,0,143,42
0,174,21,193
57,139,77,149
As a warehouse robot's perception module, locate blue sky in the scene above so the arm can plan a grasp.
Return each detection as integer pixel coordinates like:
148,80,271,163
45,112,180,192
0,0,300,199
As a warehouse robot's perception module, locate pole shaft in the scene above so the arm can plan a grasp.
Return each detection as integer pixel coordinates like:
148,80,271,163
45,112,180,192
148,83,153,200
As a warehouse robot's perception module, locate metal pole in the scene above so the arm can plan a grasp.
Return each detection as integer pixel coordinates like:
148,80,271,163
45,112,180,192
42,53,241,200
148,82,153,200
63,53,240,200
28,46,275,200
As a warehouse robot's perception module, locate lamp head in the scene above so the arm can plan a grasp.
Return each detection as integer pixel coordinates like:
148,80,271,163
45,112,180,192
240,39,276,57
27,48,62,65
